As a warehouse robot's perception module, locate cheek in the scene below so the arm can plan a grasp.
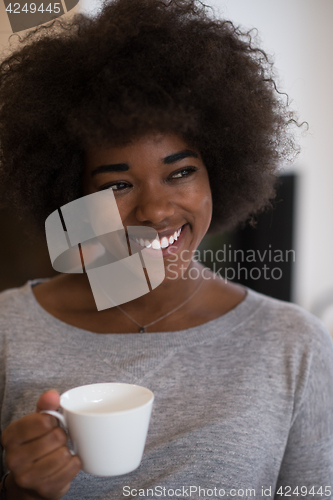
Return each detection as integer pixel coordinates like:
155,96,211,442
189,178,213,236
189,179,213,217
198,195,213,234
111,197,132,225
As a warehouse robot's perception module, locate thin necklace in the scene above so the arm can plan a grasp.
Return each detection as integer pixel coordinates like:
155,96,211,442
116,277,205,333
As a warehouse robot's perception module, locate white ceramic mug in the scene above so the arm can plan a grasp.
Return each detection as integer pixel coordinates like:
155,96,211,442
41,383,154,476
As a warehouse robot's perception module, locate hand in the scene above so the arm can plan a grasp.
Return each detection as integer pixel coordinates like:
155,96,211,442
1,390,82,500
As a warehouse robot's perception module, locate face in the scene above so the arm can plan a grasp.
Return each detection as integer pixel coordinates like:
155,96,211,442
82,132,213,282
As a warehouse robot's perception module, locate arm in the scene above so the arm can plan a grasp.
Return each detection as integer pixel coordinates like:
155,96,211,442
274,324,333,499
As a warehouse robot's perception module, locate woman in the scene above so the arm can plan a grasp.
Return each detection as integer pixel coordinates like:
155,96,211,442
0,0,333,498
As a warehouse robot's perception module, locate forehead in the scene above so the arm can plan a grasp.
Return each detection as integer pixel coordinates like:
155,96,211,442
84,132,199,170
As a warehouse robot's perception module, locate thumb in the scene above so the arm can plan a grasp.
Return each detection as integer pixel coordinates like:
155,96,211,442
36,389,60,412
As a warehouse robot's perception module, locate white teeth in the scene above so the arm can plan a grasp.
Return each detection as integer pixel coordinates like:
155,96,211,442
160,237,169,249
151,239,161,249
133,238,152,248
133,225,184,250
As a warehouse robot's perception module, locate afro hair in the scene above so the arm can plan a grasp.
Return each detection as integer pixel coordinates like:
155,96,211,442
0,0,301,237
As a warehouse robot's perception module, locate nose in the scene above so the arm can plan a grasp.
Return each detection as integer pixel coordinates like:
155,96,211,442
134,185,175,224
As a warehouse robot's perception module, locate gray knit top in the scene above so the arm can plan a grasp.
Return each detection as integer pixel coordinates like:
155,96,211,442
1,279,333,499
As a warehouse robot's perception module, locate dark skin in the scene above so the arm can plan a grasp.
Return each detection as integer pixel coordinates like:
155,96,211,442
32,132,246,333
1,391,81,500
1,132,246,499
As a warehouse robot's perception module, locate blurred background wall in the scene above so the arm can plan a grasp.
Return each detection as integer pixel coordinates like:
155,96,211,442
214,0,333,333
0,0,332,333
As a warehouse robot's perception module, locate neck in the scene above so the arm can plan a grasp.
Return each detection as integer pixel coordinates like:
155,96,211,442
74,260,205,318
123,260,204,314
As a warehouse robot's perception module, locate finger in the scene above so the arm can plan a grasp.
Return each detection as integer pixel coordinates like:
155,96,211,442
32,446,79,478
36,390,60,412
15,449,81,497
36,455,81,500
2,413,58,447
5,426,68,472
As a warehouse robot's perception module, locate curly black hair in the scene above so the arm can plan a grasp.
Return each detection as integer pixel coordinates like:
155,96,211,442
0,0,301,237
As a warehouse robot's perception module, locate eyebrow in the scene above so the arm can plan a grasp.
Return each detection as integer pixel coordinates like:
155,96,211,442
163,149,199,164
90,149,199,177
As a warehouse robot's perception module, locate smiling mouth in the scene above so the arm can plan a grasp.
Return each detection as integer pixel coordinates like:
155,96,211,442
130,225,185,250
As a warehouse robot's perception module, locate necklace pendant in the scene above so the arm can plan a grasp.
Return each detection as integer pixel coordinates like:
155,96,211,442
139,326,146,333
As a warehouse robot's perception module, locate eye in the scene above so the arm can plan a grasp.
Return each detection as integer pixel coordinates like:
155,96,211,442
169,167,198,180
98,181,131,192
96,166,198,192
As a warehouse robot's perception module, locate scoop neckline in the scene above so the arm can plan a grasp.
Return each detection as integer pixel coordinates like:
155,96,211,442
26,277,261,337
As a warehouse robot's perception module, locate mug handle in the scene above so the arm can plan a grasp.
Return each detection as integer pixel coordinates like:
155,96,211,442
40,410,66,428
40,410,75,455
